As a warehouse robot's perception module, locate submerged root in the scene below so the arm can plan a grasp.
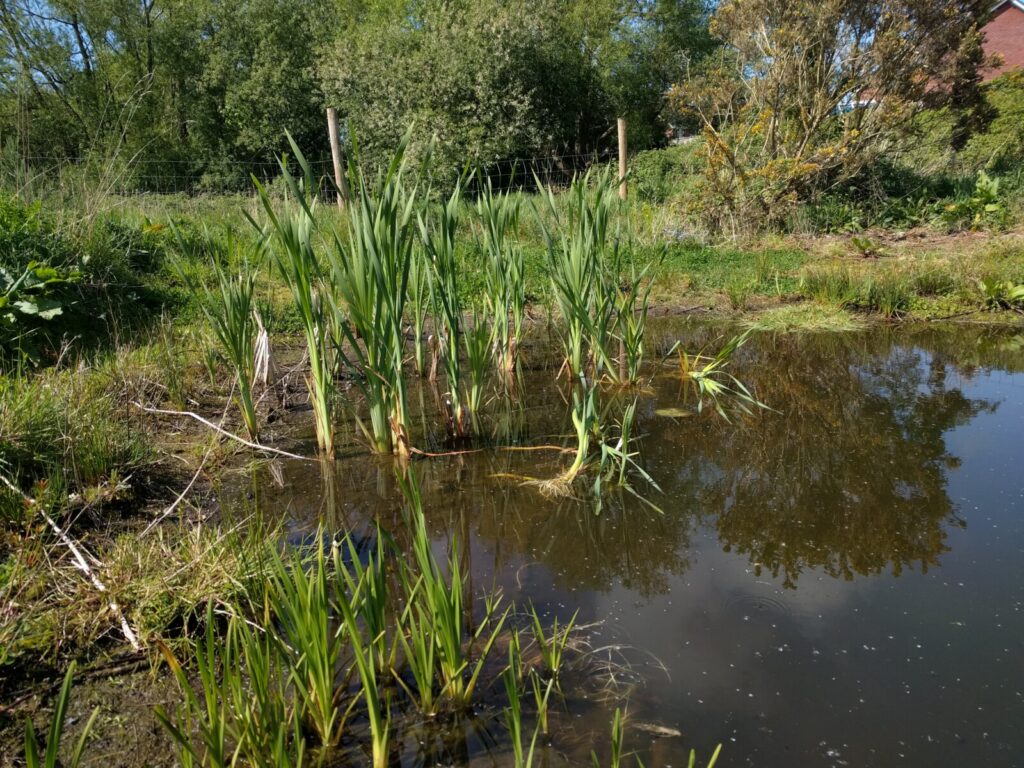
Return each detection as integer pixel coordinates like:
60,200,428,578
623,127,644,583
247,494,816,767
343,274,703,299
524,470,580,498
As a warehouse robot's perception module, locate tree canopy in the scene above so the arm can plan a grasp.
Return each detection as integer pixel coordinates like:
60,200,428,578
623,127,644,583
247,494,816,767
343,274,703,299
0,0,714,188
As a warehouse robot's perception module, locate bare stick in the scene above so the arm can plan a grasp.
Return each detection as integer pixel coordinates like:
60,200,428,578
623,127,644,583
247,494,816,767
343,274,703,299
0,473,141,652
134,403,311,461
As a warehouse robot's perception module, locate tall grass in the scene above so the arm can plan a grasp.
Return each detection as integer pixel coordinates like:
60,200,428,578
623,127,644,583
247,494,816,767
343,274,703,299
329,133,418,457
23,662,98,768
535,168,618,383
265,546,344,748
408,244,431,377
255,139,336,457
179,237,263,440
613,254,655,384
422,183,470,437
399,470,509,709
463,307,493,431
478,176,526,376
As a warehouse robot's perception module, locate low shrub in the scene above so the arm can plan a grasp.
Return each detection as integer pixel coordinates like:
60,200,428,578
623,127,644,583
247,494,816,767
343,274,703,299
630,143,702,203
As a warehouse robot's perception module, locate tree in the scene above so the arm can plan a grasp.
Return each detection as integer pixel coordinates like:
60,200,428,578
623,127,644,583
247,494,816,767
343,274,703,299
668,0,996,229
319,0,716,181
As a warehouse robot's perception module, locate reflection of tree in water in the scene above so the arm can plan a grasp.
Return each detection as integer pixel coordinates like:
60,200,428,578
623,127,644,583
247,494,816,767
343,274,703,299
650,329,998,589
241,323,1018,597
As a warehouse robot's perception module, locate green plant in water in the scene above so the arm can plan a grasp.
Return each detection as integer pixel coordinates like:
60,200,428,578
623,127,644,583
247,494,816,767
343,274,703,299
528,603,578,682
266,545,345,748
333,531,392,676
254,138,335,457
463,307,493,431
408,244,430,377
535,168,617,383
421,183,469,437
329,131,418,458
670,330,769,421
178,239,263,440
399,469,509,709
613,254,655,384
478,175,526,376
503,639,554,768
335,554,391,768
24,662,98,768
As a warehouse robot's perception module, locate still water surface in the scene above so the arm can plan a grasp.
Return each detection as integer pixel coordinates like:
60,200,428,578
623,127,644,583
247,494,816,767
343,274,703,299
236,321,1024,767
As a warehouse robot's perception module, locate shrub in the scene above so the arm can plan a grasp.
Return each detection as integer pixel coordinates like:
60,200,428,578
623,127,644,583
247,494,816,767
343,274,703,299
630,143,702,203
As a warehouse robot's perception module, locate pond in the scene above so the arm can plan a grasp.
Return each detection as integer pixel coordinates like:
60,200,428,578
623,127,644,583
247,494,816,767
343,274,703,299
222,320,1024,768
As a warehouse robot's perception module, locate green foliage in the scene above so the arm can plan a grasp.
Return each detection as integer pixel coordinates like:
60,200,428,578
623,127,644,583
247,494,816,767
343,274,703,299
256,141,337,457
630,144,702,203
330,134,419,456
24,662,98,768
0,363,149,526
940,170,1010,231
400,471,509,709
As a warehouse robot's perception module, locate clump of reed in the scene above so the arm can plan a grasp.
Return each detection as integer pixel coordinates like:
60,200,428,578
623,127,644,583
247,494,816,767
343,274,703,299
478,175,527,377
611,250,656,385
329,134,419,457
398,470,509,708
421,183,477,438
536,169,658,387
533,385,659,502
670,330,769,420
535,168,617,384
255,138,337,457
407,244,431,377
176,234,265,440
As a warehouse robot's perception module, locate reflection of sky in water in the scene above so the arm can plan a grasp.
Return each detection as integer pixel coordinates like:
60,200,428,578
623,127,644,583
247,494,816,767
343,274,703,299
237,324,1024,768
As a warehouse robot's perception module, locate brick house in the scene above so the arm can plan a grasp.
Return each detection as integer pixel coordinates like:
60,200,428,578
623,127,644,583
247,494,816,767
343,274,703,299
983,0,1024,80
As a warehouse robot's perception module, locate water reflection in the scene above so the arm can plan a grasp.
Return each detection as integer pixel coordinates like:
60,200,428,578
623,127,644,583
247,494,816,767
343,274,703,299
235,324,1014,598
218,321,1024,767
653,329,998,587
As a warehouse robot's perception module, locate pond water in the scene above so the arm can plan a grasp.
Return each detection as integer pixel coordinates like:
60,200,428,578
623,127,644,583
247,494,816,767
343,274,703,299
229,320,1024,768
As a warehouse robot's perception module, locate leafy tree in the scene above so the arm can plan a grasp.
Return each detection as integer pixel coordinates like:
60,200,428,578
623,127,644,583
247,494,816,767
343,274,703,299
669,0,996,229
320,0,715,180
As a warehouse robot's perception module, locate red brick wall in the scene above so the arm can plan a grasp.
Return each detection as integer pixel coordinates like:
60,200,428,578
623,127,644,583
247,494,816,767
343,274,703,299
983,2,1024,80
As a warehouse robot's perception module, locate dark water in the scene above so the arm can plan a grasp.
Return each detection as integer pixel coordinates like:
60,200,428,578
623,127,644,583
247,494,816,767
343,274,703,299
229,321,1024,768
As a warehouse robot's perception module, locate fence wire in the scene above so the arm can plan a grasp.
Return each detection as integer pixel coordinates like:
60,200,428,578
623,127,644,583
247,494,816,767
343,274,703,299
9,149,618,199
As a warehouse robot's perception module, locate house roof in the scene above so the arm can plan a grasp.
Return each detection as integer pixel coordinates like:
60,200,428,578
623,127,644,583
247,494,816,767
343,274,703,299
992,0,1024,13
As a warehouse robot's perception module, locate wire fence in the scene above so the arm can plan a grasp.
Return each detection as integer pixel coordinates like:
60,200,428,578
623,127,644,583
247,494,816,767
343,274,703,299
9,148,618,200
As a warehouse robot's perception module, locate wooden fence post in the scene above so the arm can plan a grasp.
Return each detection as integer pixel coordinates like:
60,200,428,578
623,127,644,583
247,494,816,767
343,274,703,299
617,117,627,201
326,107,349,209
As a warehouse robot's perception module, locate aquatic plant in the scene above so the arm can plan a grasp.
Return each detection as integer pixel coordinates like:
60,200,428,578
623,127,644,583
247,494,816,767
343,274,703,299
463,307,493,430
421,183,469,437
671,330,768,420
329,132,418,457
408,244,431,377
400,470,509,709
23,662,98,768
255,140,336,457
335,561,391,768
535,168,618,382
265,545,345,748
612,257,655,384
478,175,526,376
528,603,578,682
173,228,264,440
503,644,553,768
334,532,392,676
157,605,307,768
